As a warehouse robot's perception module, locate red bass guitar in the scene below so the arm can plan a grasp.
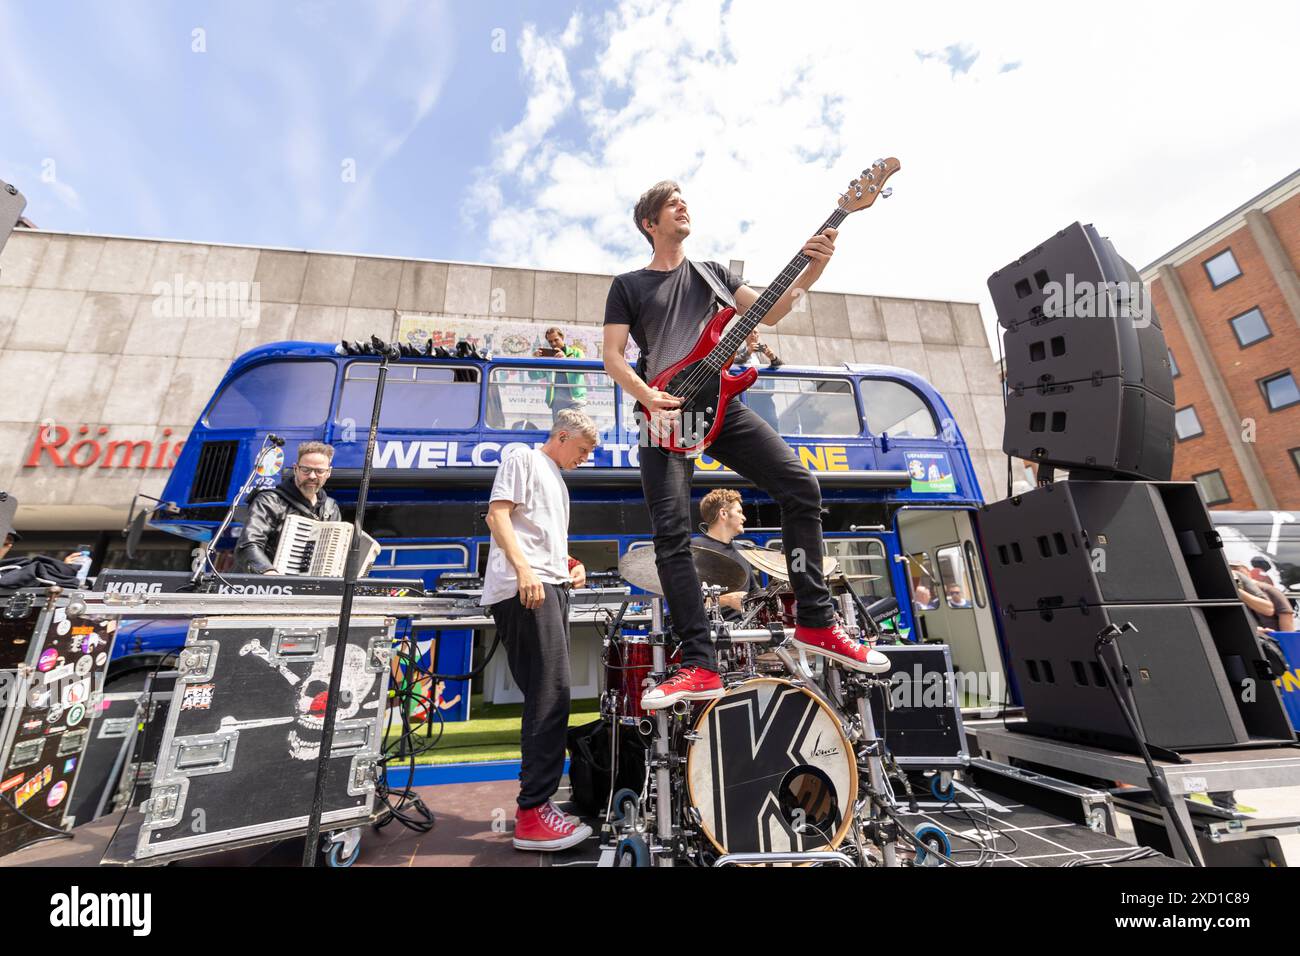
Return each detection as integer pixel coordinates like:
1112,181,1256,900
640,158,901,455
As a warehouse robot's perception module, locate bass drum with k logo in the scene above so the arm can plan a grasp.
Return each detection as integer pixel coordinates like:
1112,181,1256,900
687,677,857,855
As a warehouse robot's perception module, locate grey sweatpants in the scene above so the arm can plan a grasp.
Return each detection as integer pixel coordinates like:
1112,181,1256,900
489,582,572,809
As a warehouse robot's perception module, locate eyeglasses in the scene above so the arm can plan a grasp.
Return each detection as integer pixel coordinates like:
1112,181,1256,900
296,465,331,477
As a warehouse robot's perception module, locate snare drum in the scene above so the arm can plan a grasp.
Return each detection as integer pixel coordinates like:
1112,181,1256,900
778,592,797,628
686,677,857,855
605,635,654,721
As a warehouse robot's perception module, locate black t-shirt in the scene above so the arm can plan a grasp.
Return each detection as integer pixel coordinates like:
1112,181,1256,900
603,259,744,381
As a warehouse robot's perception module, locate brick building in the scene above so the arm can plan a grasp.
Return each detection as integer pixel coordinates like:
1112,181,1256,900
1143,169,1300,510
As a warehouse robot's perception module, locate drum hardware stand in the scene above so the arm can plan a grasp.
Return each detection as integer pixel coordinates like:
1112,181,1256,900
646,596,678,867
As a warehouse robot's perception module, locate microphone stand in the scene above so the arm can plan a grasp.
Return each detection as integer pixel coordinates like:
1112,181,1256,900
1094,622,1202,866
302,340,394,866
188,433,281,589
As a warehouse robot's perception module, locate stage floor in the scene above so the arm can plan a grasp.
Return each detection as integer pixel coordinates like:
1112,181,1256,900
0,777,1179,868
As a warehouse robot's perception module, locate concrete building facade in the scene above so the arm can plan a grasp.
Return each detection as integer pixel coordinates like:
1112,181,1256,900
0,228,1009,554
1143,169,1300,510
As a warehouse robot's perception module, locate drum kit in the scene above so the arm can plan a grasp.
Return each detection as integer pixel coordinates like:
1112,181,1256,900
598,543,925,868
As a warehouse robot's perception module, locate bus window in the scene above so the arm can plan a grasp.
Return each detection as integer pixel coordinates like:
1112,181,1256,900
823,538,894,603
205,360,336,429
337,364,480,430
858,380,939,439
963,540,987,608
486,366,616,433
746,377,860,436
905,551,939,610
766,538,893,603
935,544,974,609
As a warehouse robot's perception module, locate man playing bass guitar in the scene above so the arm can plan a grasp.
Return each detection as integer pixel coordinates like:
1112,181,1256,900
603,179,889,710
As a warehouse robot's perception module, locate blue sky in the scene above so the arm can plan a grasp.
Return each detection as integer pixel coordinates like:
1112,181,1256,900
3,0,1299,341
0,0,595,262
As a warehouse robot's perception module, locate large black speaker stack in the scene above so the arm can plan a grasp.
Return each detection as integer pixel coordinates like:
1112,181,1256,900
981,225,1294,755
988,222,1175,480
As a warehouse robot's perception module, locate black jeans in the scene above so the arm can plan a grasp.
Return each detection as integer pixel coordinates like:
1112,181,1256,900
489,583,572,809
639,398,834,670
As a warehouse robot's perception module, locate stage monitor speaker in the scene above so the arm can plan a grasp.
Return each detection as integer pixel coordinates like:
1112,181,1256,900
1003,378,1174,482
978,480,1236,611
867,644,968,768
0,180,26,258
988,222,1174,479
1000,603,1294,753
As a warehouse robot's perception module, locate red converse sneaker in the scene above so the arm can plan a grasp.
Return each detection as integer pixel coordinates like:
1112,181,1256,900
514,801,592,852
793,622,890,673
640,666,725,710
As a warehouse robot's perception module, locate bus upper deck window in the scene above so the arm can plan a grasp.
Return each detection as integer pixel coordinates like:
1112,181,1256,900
487,366,616,433
337,363,480,430
205,360,336,429
859,380,939,439
746,376,860,436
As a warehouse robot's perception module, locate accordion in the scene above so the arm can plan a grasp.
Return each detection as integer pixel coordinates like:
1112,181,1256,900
272,516,357,576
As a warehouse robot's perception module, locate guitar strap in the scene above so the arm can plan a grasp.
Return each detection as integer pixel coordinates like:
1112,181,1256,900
689,259,738,312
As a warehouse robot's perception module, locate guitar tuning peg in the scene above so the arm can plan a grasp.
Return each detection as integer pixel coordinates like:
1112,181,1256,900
873,158,884,168
881,187,893,198
861,168,869,176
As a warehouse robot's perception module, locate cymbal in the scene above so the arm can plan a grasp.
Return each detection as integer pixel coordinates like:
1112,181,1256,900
735,548,839,582
617,543,749,596
835,572,882,582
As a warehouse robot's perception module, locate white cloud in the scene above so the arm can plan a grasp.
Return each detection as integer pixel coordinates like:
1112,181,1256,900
469,0,1300,354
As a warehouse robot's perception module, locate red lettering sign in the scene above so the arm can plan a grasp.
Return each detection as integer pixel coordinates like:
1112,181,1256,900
24,425,186,470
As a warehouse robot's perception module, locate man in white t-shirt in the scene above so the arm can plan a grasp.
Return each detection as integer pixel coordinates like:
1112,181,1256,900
481,408,599,852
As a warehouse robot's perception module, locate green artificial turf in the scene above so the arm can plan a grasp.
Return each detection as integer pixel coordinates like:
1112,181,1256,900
384,695,601,765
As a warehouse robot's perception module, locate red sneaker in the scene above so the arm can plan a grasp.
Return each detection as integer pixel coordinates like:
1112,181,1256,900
793,622,890,673
514,801,592,852
640,666,725,710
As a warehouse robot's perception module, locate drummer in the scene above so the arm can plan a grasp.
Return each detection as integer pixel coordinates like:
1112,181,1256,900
692,489,760,618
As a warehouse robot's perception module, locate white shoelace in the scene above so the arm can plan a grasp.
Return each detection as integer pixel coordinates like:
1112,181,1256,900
541,802,571,832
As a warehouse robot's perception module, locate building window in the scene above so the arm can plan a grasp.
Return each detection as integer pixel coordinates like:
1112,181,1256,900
1193,470,1231,506
1291,447,1300,477
1174,406,1203,441
1229,307,1271,348
1203,249,1242,289
1260,371,1300,412
1168,348,1180,378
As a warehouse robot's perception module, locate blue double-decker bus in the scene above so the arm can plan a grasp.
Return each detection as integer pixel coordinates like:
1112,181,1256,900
144,341,1011,715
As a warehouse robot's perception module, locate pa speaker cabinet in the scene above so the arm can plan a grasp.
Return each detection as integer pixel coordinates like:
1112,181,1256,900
867,644,969,768
134,615,393,863
990,222,1173,402
1001,315,1174,403
1001,603,1292,753
979,480,1235,611
1003,377,1173,480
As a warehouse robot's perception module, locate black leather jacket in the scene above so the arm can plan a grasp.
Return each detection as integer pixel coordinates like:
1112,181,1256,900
235,479,342,573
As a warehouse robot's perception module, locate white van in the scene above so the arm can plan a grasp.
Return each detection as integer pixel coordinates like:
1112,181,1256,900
1211,510,1300,595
